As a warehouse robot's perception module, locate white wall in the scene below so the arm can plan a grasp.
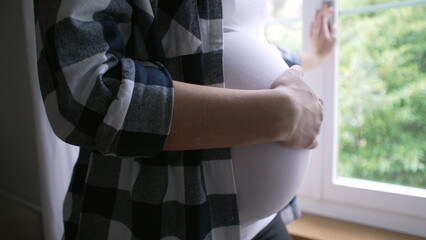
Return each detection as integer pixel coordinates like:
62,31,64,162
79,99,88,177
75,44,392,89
0,0,43,239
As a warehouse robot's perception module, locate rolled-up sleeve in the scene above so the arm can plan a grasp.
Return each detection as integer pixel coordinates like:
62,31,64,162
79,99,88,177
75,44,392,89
35,0,174,157
276,46,302,67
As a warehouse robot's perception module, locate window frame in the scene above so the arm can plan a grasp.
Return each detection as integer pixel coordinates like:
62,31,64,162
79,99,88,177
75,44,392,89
296,0,426,237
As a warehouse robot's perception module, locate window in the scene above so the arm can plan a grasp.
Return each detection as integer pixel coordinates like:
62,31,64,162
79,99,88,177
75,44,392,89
266,0,303,52
338,0,426,192
267,0,426,237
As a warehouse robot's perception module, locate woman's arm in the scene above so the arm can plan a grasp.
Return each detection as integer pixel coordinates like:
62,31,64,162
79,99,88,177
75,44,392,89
36,0,175,157
165,66,323,150
302,4,337,70
36,0,322,158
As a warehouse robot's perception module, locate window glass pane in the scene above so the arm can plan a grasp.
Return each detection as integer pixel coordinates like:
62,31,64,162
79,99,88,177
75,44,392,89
340,0,400,10
338,4,426,188
265,0,303,52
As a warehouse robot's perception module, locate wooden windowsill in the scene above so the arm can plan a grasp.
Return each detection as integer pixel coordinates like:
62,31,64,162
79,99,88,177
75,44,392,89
287,213,424,240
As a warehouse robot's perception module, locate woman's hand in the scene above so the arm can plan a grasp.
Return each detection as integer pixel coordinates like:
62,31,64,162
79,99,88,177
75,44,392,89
311,4,337,59
302,4,337,70
270,66,324,149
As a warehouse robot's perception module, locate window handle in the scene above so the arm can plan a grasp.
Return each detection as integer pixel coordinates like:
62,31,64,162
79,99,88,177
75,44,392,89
323,0,335,25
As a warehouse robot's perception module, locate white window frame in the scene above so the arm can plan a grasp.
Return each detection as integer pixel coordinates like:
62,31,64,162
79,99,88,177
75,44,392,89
297,0,426,237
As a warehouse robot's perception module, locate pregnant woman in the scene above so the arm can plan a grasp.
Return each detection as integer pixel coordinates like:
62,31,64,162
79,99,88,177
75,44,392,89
223,1,335,239
35,0,334,238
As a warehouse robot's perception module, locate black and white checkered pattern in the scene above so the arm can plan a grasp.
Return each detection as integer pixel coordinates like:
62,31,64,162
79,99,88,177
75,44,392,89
35,0,300,239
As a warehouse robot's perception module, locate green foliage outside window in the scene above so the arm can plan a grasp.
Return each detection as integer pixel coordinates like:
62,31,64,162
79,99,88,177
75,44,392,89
338,2,426,188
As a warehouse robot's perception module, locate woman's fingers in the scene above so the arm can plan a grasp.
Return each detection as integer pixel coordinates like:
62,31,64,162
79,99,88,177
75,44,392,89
290,65,304,77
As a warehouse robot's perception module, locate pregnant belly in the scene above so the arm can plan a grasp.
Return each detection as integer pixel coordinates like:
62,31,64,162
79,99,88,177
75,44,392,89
224,31,311,224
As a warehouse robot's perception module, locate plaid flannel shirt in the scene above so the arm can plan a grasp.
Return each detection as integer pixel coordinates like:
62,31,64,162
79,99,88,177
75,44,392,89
35,0,300,239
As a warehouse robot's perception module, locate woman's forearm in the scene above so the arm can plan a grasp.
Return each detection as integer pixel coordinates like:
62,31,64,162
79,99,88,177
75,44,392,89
164,81,293,150
301,51,331,71
164,66,323,151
